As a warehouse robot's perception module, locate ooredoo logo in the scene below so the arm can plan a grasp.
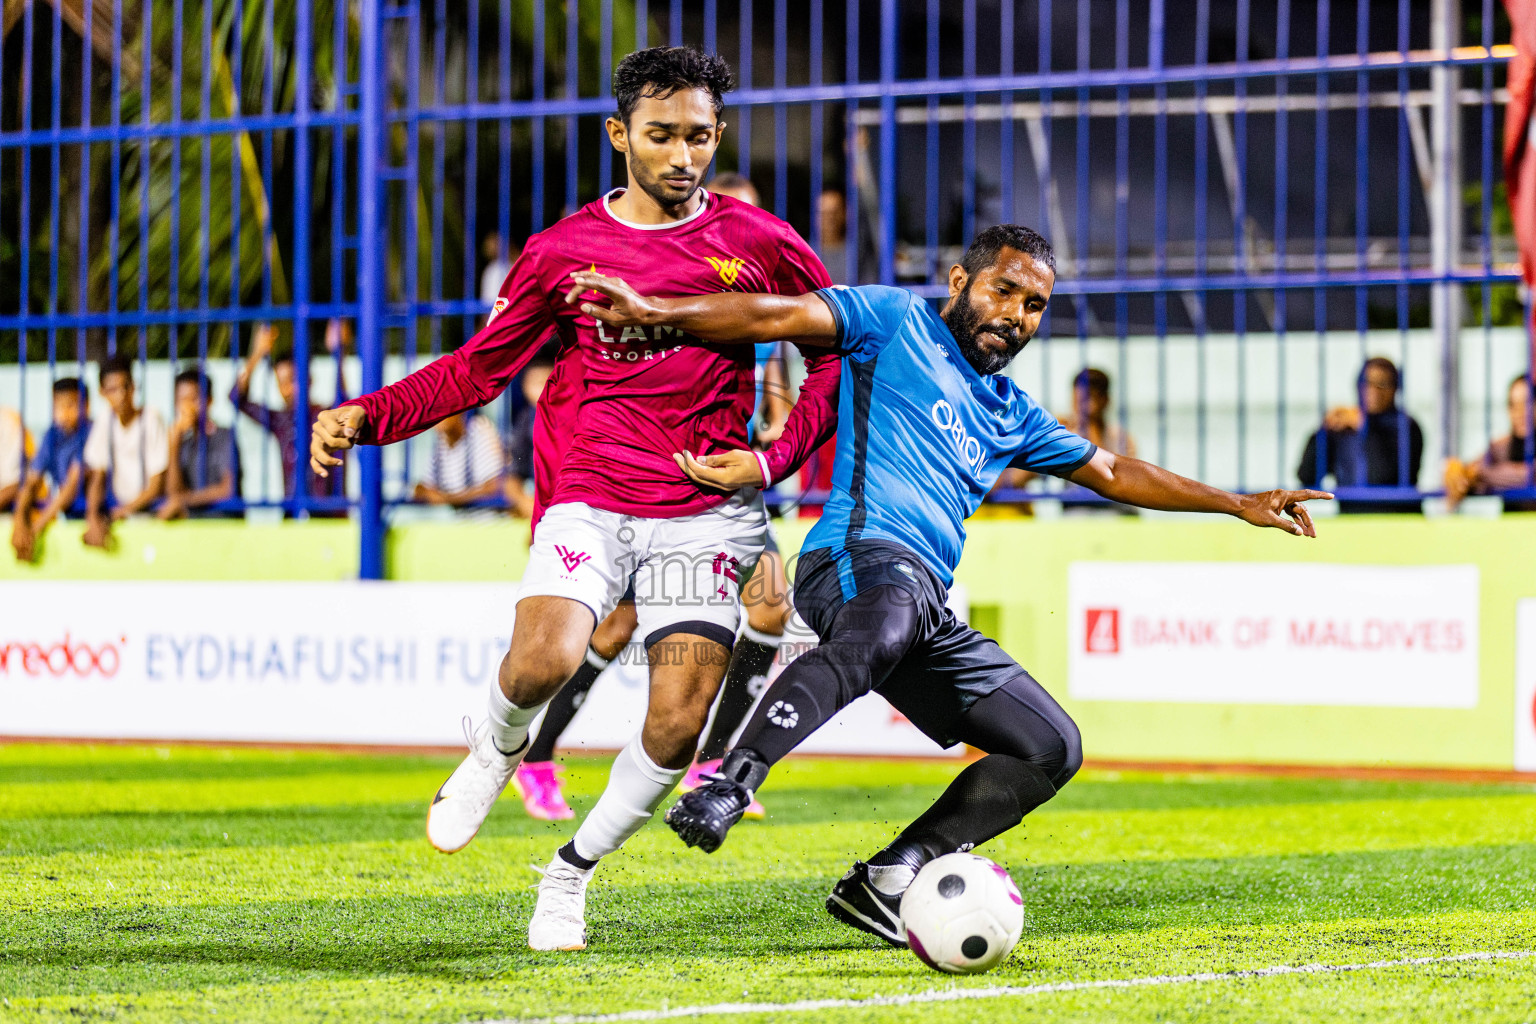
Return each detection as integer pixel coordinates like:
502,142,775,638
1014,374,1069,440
1085,609,1119,654
0,634,124,677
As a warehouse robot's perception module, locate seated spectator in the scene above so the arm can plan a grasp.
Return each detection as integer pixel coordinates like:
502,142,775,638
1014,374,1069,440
11,378,89,562
231,323,348,510
82,354,168,548
413,410,504,509
0,406,31,510
1298,356,1424,512
159,368,243,520
986,368,1135,507
503,345,557,519
1061,368,1137,457
1446,374,1535,511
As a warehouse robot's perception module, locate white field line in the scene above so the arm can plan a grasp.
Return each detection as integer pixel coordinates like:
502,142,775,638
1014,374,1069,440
490,949,1536,1024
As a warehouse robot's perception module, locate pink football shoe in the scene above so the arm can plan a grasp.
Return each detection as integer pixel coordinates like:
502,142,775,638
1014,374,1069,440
511,760,575,821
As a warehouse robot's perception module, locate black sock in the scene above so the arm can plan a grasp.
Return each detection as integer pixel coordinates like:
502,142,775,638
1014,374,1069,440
878,754,1057,865
732,653,852,766
524,651,606,764
557,840,597,871
717,748,772,794
698,636,778,761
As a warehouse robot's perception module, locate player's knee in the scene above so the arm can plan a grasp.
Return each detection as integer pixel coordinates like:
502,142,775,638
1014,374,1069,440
641,704,709,770
501,645,584,704
1041,714,1083,789
745,598,787,637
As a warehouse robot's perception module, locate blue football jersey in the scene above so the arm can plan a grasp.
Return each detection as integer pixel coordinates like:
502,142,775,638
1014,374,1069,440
804,285,1096,586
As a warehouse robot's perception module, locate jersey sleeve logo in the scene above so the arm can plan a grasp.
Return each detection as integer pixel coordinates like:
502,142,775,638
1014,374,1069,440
704,256,747,287
487,296,510,323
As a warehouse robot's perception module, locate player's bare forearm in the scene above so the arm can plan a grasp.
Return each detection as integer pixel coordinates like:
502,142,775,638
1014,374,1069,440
1071,451,1242,514
566,270,836,346
1069,449,1332,537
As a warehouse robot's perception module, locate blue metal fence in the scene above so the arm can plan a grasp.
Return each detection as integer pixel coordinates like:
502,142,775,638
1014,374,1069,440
0,0,1524,578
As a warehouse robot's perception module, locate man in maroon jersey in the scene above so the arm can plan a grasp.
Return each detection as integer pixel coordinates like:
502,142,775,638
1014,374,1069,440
309,47,836,951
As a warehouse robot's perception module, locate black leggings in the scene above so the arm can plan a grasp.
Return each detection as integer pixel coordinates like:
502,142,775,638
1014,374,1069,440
734,584,1081,862
949,673,1082,789
737,584,1080,784
733,585,921,764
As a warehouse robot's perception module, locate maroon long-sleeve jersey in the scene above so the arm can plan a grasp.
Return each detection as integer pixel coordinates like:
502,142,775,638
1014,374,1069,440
344,190,838,518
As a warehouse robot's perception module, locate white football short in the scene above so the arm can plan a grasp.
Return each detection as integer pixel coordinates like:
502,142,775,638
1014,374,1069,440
519,490,768,651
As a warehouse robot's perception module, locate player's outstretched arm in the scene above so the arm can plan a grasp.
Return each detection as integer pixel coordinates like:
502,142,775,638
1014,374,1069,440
1068,448,1333,537
565,271,837,346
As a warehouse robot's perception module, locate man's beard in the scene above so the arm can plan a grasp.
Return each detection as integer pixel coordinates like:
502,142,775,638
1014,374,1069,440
628,156,701,210
945,285,1026,375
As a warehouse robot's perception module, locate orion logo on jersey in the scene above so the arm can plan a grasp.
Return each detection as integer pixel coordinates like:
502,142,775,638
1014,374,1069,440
931,400,987,472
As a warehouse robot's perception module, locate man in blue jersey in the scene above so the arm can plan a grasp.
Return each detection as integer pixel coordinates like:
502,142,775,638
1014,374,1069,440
563,225,1330,946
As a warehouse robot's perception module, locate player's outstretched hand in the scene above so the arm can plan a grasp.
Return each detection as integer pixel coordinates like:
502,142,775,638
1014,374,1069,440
310,406,367,477
1236,489,1334,537
564,271,659,327
673,449,764,491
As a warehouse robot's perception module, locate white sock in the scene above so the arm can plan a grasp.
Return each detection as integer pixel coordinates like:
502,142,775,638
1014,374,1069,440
570,736,686,863
487,680,545,756
868,863,917,896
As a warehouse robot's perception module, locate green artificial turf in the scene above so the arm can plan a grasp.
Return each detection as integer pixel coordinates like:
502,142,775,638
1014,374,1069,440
3,743,1536,1023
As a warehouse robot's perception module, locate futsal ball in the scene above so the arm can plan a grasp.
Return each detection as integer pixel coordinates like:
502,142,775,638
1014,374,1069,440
899,853,1024,974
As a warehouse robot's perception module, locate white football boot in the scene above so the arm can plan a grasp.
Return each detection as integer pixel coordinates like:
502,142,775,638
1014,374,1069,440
426,718,524,853
527,855,594,951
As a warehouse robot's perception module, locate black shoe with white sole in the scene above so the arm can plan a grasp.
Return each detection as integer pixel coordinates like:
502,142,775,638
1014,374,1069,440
665,776,750,853
825,861,908,948
666,748,770,854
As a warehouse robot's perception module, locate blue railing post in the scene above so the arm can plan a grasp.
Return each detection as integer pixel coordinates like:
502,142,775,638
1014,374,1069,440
357,0,386,580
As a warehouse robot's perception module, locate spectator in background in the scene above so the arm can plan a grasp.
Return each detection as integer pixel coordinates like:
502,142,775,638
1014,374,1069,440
481,233,518,309
232,323,348,510
711,173,792,444
0,406,31,511
813,188,850,286
11,379,89,562
1446,373,1535,511
159,368,242,520
1298,356,1424,512
1062,368,1137,457
985,368,1136,508
710,171,760,207
413,410,504,509
82,354,168,548
504,345,557,519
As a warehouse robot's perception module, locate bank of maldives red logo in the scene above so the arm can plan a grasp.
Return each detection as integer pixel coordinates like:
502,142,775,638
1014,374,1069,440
1084,609,1119,654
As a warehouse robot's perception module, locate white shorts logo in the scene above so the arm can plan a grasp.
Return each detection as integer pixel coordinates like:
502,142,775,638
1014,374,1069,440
767,701,799,729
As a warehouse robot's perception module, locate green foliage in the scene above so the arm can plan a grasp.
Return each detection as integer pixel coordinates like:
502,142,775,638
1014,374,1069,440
3,743,1535,1022
1465,180,1525,328
5,0,643,363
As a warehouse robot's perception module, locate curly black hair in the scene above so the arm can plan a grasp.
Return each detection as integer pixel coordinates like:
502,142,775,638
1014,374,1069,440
959,224,1056,278
613,46,735,126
